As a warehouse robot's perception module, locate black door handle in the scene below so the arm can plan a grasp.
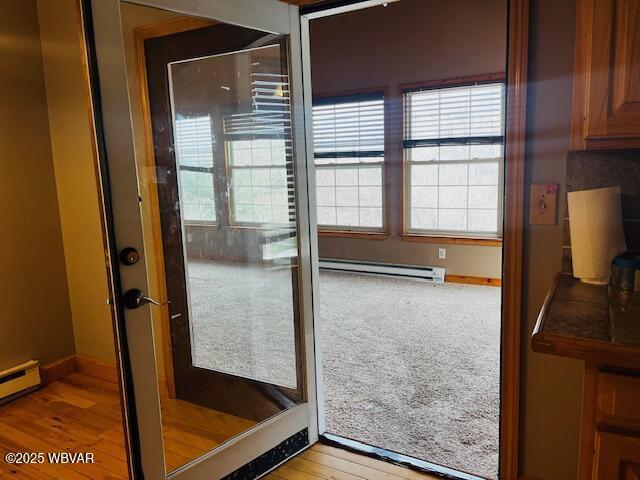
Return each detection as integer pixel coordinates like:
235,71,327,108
123,289,167,309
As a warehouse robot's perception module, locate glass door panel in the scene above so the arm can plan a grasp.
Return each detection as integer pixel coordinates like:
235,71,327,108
168,44,299,392
88,0,318,478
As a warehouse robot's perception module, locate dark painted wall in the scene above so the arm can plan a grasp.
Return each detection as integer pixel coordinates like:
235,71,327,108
309,0,507,279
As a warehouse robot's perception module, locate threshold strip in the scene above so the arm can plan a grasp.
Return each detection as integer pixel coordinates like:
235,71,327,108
320,432,488,480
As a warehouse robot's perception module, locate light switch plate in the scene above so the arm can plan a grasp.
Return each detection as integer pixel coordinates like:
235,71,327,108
529,183,558,225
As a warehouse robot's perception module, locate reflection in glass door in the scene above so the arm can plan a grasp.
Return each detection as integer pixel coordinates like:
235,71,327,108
142,15,302,472
169,45,299,392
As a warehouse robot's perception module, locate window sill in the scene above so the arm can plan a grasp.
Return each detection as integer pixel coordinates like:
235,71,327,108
184,222,219,229
400,233,502,246
318,230,390,240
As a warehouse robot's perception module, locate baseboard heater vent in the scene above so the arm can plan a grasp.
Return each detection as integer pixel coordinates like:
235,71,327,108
0,360,40,405
319,259,445,283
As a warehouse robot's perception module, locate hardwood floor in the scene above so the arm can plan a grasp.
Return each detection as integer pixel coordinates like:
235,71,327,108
0,374,438,480
269,444,441,480
0,373,253,479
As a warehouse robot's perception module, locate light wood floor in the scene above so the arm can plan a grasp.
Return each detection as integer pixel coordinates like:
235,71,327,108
0,373,253,479
0,374,438,480
270,444,440,480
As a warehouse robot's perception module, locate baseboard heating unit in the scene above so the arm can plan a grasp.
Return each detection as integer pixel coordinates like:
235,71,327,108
0,360,40,405
319,259,445,283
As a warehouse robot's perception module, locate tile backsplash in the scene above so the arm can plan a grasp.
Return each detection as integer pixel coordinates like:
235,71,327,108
563,149,640,275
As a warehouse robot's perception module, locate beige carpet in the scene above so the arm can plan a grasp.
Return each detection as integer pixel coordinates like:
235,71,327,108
187,262,500,478
319,271,500,479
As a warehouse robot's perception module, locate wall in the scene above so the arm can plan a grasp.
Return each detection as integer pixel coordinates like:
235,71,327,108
309,0,506,279
0,0,75,370
37,0,116,364
521,0,584,479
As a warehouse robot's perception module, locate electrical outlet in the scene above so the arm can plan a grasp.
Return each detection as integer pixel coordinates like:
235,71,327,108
438,248,446,260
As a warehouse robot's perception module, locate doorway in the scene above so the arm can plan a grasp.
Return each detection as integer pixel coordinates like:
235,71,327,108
61,0,525,478
304,1,509,479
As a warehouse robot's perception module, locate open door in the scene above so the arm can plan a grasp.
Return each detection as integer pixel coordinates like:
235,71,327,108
85,0,320,478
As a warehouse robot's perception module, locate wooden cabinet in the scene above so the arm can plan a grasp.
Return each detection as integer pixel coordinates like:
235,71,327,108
593,432,640,480
571,0,640,150
579,367,640,480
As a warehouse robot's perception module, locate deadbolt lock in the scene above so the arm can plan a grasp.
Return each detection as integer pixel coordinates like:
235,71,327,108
119,247,140,266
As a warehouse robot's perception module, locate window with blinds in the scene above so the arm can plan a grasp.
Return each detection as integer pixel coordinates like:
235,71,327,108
225,70,295,227
403,82,505,237
174,115,217,224
312,93,385,230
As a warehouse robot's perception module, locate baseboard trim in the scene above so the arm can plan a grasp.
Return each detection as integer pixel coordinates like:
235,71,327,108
41,354,170,397
76,354,119,383
40,355,77,385
445,274,502,287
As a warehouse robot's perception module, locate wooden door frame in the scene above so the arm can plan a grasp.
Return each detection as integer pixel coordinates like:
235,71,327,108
502,0,529,479
133,16,218,399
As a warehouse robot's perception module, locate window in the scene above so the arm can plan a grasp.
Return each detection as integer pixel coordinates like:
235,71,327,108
403,82,505,237
225,71,294,227
226,137,292,225
312,93,385,231
174,116,216,224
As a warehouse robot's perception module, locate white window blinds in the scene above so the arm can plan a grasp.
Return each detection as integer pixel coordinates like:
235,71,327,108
313,94,384,160
405,83,504,143
312,94,385,230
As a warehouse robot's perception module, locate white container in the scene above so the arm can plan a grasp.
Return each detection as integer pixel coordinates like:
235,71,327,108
568,186,627,284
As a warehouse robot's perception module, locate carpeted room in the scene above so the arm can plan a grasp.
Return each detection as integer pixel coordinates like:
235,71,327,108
308,1,506,477
188,260,502,478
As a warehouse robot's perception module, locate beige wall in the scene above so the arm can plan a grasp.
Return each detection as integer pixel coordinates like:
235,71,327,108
309,0,506,279
521,1,583,479
37,0,116,365
0,0,75,370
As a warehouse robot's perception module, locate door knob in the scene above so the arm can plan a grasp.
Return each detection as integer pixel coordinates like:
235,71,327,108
123,289,167,309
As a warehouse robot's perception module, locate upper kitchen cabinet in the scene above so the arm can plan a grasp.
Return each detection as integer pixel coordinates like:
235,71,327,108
571,0,640,150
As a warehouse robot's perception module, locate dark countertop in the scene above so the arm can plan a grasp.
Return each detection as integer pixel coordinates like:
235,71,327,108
532,274,640,369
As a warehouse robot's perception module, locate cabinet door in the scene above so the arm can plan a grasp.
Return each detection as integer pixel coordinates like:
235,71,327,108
593,431,640,480
572,0,640,149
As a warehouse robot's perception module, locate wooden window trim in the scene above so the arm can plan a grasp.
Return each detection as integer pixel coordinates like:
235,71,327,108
399,72,506,93
318,230,390,240
184,222,219,229
313,87,392,237
399,233,502,246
